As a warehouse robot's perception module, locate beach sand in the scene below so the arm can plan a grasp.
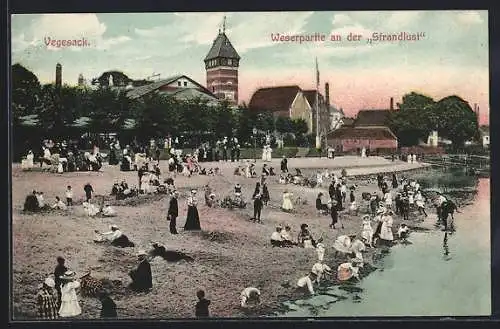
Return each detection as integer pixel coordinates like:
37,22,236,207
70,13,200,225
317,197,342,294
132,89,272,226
11,156,431,319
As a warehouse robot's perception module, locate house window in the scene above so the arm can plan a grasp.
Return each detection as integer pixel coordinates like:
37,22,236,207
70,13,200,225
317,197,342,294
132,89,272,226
228,59,232,66
183,81,187,87
177,81,181,86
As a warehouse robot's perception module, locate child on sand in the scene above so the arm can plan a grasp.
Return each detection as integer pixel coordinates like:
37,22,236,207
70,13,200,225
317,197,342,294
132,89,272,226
195,290,210,317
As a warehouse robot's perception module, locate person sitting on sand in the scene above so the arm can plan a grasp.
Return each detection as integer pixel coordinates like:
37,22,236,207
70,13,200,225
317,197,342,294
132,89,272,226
271,226,284,247
240,287,261,307
129,250,152,293
297,224,316,248
311,261,332,285
51,196,67,211
397,223,410,242
101,204,116,217
297,272,317,295
333,234,356,258
234,183,242,197
349,235,366,261
361,215,375,247
83,201,100,217
337,259,362,282
280,225,297,247
281,190,294,212
278,174,286,184
94,224,135,248
24,190,40,212
234,167,242,176
36,191,47,209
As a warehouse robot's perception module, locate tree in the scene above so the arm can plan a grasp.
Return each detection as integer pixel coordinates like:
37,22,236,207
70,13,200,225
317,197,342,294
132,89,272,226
387,92,436,146
275,116,293,134
12,63,41,118
434,96,479,148
256,111,275,133
291,118,309,135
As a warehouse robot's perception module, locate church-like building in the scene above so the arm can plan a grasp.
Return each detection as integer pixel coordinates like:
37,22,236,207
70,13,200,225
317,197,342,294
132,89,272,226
204,18,240,106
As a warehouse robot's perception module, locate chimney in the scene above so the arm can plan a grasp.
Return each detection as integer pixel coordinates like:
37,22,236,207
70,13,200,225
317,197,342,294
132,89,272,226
325,83,330,108
390,97,394,110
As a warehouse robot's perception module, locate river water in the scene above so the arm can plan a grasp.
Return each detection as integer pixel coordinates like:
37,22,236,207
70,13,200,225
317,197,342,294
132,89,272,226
280,177,490,317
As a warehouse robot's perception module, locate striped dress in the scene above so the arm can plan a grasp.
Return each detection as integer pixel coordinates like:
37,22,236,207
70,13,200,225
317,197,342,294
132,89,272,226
37,288,59,320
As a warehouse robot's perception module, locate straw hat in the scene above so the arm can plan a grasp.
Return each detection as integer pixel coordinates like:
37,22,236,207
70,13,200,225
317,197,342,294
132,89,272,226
110,224,119,230
137,250,147,256
59,270,76,280
44,277,55,288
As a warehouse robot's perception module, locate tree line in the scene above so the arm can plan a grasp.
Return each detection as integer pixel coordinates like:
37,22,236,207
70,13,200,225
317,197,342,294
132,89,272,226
12,63,482,155
387,92,481,148
12,64,311,153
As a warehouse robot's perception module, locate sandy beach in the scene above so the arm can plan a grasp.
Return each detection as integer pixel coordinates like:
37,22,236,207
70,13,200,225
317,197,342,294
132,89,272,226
12,156,431,319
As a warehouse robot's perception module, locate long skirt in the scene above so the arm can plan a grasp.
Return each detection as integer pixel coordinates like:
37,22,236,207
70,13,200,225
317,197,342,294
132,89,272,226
184,206,201,231
111,235,135,248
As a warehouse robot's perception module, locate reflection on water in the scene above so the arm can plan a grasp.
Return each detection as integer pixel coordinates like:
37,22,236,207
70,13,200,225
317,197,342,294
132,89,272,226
281,178,490,317
443,232,452,261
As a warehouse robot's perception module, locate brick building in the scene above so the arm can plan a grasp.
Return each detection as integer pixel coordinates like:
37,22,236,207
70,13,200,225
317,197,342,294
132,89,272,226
327,98,398,153
204,21,240,106
326,126,398,153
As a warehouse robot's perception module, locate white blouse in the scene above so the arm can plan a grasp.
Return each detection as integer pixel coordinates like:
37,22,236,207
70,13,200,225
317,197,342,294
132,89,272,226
297,276,314,294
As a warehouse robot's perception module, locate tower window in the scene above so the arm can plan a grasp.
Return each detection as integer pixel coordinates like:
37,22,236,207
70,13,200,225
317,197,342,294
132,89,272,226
212,86,215,92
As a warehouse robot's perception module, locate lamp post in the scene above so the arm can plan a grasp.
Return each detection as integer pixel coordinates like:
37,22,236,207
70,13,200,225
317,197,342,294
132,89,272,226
252,127,257,162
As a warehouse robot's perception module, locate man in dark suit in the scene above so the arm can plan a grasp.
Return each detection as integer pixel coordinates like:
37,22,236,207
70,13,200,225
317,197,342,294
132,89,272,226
168,191,179,234
253,194,263,223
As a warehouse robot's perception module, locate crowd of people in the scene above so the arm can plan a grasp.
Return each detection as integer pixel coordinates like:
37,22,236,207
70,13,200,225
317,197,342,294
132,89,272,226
23,136,461,320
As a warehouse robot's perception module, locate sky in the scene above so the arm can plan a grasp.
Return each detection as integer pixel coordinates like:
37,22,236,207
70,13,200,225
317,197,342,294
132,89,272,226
11,11,489,124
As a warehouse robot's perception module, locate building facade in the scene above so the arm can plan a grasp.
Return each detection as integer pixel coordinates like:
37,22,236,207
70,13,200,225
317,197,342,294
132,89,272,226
248,85,314,132
126,74,220,106
204,25,240,106
326,127,398,153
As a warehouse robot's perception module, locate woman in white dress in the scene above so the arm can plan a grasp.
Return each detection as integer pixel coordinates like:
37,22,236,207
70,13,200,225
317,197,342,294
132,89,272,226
361,215,374,247
415,190,427,217
261,146,267,161
266,146,272,162
379,212,394,245
316,171,323,187
384,191,392,209
281,190,294,212
26,150,34,169
408,190,415,207
141,172,151,194
58,271,82,318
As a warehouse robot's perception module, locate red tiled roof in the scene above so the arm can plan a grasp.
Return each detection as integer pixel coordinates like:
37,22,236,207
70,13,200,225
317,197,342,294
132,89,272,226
355,109,392,126
327,127,397,140
248,86,301,113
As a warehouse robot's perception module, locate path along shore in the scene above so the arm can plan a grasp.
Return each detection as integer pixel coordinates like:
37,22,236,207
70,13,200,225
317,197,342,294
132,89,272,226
12,156,433,319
